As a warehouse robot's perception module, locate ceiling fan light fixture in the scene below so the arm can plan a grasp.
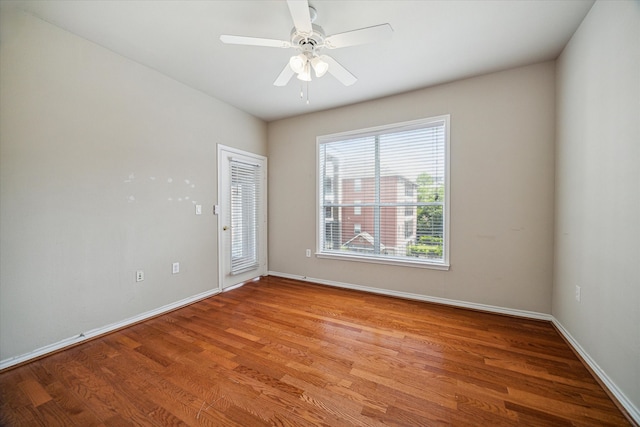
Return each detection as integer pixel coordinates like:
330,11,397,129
221,0,392,91
311,56,329,77
289,54,307,74
297,62,312,81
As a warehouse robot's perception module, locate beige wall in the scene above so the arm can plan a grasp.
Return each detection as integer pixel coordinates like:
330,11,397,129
0,10,266,361
268,61,556,313
554,0,639,411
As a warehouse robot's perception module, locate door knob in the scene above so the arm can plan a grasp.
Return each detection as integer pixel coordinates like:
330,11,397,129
223,226,229,231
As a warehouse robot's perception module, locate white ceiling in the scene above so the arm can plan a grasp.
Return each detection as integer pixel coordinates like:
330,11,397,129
2,0,594,122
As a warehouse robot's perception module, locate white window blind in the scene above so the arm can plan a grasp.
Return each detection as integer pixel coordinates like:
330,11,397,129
318,116,449,268
230,158,261,275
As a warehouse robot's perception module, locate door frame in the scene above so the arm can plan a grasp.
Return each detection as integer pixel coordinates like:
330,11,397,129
217,144,268,291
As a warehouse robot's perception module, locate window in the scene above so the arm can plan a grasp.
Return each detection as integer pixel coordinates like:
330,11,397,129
405,181,414,197
404,219,414,239
325,206,333,220
318,115,450,269
324,177,333,196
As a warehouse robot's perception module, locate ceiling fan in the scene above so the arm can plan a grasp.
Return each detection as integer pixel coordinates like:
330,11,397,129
220,0,393,87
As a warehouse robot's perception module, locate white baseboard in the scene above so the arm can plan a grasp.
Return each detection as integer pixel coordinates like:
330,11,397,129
0,287,220,371
268,270,639,425
268,271,552,321
551,319,639,423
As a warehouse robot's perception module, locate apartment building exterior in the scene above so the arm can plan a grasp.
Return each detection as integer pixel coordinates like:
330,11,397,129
340,176,418,256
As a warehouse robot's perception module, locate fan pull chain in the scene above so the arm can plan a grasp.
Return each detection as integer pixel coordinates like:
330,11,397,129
299,82,310,104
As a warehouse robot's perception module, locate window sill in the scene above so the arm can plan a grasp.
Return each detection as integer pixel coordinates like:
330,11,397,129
316,252,450,271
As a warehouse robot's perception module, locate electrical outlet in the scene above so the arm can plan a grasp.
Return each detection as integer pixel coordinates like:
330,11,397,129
172,262,180,274
575,285,581,302
136,270,144,282
195,204,202,215
306,249,311,258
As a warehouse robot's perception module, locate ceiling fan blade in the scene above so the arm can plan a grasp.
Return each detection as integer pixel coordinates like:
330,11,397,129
273,64,295,86
322,55,357,86
286,0,312,35
324,24,393,49
220,35,291,48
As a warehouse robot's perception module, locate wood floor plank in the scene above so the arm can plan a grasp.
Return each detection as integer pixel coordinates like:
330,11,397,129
44,380,105,427
0,276,633,426
17,378,52,407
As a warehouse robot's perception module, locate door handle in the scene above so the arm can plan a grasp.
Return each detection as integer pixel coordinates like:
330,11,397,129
223,226,230,231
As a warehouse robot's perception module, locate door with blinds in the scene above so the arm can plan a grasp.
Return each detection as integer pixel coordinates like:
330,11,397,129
218,145,267,290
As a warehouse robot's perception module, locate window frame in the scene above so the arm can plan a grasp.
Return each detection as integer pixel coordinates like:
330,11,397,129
316,115,450,270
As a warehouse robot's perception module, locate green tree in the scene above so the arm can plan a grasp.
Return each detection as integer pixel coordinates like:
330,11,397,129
416,173,443,239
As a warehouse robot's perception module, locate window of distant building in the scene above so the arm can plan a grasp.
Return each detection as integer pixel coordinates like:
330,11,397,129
317,115,450,269
325,206,333,221
354,178,362,192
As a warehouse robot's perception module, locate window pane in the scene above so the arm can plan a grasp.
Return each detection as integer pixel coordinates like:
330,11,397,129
322,205,342,250
230,160,261,274
413,204,444,259
319,116,448,266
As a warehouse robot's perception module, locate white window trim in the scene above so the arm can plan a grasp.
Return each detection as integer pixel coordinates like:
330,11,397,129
316,115,450,270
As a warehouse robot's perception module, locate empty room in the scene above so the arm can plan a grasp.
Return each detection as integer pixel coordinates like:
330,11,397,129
0,0,638,425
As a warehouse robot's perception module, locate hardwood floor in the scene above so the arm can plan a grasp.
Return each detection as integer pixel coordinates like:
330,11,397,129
0,276,632,426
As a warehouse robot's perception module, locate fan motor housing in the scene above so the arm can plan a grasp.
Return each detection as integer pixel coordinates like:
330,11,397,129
290,24,326,50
